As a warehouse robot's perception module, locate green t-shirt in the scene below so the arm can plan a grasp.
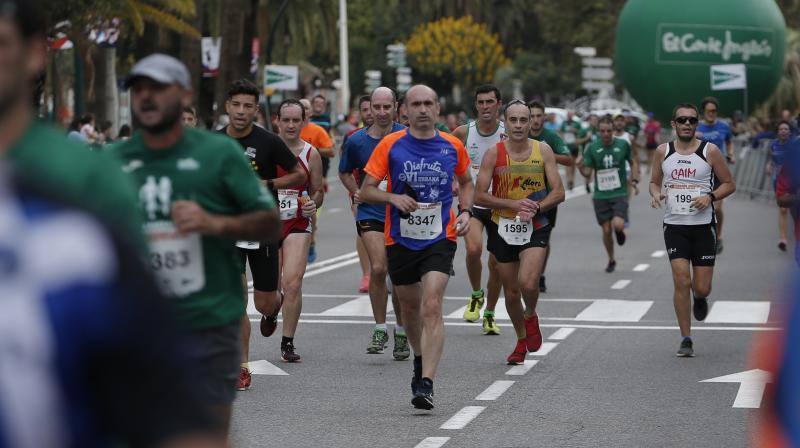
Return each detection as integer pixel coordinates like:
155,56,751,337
112,127,275,330
559,120,585,150
582,137,632,200
531,128,571,158
435,122,451,133
7,121,145,251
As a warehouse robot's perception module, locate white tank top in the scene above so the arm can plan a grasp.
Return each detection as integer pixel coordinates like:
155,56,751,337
661,141,715,225
465,120,505,209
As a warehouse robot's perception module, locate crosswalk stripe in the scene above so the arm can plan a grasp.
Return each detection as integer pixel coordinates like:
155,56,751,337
705,301,771,324
440,406,486,430
248,359,289,376
575,299,653,322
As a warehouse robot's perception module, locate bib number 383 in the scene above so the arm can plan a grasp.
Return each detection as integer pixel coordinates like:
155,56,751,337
146,221,205,297
400,202,443,240
498,217,533,245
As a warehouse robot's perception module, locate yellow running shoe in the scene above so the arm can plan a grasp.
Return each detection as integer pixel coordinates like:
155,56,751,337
482,312,501,335
462,291,484,322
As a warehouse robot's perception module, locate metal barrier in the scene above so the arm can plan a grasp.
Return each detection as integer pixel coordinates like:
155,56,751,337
731,139,774,201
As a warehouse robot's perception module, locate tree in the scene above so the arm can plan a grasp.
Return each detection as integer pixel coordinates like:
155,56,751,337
405,16,511,102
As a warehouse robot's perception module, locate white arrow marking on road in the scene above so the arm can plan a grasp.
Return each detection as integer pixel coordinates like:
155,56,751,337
548,327,575,340
506,360,538,376
528,342,558,356
700,369,772,408
611,280,631,289
475,380,515,401
415,437,450,448
651,250,666,258
440,406,486,429
633,264,650,272
248,360,289,376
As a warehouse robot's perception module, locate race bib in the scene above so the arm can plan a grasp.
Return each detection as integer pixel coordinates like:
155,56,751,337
378,179,388,192
278,189,299,220
597,168,622,191
498,217,533,246
146,221,205,297
564,132,576,144
470,164,480,180
400,202,443,240
667,187,702,215
236,240,260,250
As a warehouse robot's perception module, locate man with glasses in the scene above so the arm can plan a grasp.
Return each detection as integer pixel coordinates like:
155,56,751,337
649,103,735,357
579,116,639,273
696,97,733,254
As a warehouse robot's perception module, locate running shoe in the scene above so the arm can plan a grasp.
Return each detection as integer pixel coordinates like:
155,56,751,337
412,378,434,410
482,313,501,335
539,275,547,293
307,244,317,264
506,339,527,365
281,341,302,363
366,328,389,354
615,229,626,246
693,297,709,321
411,356,422,395
393,330,410,360
236,366,251,391
358,275,370,293
676,339,694,357
715,239,724,255
462,290,485,322
779,241,788,252
605,260,616,273
524,312,543,352
260,291,284,337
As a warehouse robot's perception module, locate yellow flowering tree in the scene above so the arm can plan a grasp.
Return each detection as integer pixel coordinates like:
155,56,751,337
405,16,511,92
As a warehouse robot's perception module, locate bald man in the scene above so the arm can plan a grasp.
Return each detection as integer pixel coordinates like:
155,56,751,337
339,87,409,359
360,85,473,410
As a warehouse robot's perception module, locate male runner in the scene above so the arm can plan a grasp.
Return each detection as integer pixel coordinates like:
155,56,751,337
221,79,306,389
643,112,662,173
475,100,565,364
349,95,375,292
275,99,325,363
361,85,473,410
529,101,574,293
451,84,505,334
300,98,335,263
614,113,641,206
770,121,800,252
560,110,589,190
339,87,409,358
696,97,734,254
580,116,640,272
649,103,735,357
115,54,280,435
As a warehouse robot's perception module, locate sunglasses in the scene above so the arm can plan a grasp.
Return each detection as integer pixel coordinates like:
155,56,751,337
674,116,699,125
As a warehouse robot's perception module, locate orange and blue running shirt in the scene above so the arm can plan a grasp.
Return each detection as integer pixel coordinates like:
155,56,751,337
490,140,549,230
364,129,470,250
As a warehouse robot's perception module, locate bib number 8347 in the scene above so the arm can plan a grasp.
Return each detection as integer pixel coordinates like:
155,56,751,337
407,214,436,226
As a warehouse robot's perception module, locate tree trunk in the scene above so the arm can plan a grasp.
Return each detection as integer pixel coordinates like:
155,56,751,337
104,47,119,132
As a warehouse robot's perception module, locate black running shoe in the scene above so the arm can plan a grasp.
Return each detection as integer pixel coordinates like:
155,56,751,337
693,297,709,321
412,378,434,410
615,229,626,246
280,341,301,363
605,260,616,273
411,356,422,395
539,275,547,293
260,291,284,337
676,339,694,357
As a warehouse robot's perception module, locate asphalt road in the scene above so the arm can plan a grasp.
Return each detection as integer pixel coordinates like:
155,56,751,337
230,161,794,448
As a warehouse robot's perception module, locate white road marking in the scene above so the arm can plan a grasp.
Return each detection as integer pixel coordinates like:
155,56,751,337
611,280,632,289
651,250,666,257
414,437,450,448
633,264,650,272
700,369,772,408
248,360,289,376
705,301,771,324
548,327,575,340
505,360,538,375
475,380,515,401
574,299,654,322
317,296,392,317
304,257,362,278
528,342,558,356
440,406,486,430
306,251,359,270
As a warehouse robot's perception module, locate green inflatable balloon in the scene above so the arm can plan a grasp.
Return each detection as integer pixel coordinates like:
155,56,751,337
616,0,786,122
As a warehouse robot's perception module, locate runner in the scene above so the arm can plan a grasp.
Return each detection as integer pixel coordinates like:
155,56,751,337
614,112,641,208
474,100,565,364
649,103,735,357
643,112,662,174
183,106,199,128
579,116,640,272
275,98,325,363
360,84,473,410
220,79,307,389
339,87,410,358
768,120,799,252
349,95,375,293
560,110,589,190
300,98,335,263
451,84,505,335
115,54,281,435
696,97,734,254
528,101,575,293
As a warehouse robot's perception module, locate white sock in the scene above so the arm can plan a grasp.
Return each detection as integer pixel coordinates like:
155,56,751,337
375,323,387,332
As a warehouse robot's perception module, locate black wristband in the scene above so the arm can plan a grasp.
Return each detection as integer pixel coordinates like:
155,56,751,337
708,192,717,201
458,207,473,218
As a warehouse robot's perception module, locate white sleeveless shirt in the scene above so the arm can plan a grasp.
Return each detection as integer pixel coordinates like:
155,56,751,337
661,141,715,225
465,120,505,209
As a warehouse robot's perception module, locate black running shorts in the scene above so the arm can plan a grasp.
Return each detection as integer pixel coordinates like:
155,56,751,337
663,223,716,266
470,206,493,228
179,321,241,405
487,220,551,263
240,243,280,292
356,219,385,236
387,239,457,285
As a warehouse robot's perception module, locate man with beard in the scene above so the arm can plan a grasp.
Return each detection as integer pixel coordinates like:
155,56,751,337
649,103,734,357
113,54,281,436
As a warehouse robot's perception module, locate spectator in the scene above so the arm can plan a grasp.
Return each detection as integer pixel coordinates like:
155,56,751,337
117,124,132,140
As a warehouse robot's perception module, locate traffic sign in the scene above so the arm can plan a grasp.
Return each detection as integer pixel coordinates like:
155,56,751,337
387,43,407,68
574,47,597,57
582,67,615,81
582,81,614,91
583,57,613,67
365,70,382,92
710,64,747,91
264,65,298,91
